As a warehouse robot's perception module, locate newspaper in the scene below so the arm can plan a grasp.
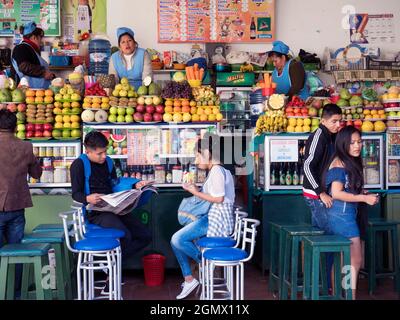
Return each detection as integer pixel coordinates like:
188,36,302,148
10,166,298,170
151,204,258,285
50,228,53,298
87,184,158,216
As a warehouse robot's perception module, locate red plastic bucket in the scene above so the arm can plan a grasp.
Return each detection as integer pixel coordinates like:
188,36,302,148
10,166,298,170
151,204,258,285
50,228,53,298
142,254,166,286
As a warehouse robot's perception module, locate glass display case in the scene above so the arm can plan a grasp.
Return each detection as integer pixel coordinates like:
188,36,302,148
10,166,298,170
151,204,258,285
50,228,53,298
386,131,400,188
216,87,252,135
83,124,217,187
257,133,385,191
30,141,81,188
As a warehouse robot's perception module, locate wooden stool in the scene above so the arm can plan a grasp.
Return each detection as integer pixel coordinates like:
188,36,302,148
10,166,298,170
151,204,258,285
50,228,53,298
281,226,325,300
22,231,72,300
364,219,400,295
303,235,352,300
0,243,52,300
268,222,310,296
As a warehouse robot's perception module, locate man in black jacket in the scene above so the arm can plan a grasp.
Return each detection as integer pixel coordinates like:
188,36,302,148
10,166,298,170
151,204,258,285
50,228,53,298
303,104,342,229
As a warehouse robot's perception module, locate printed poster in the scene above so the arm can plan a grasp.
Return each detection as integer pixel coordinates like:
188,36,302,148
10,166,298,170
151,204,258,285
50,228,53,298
62,0,107,42
350,13,396,44
158,0,275,43
0,0,61,37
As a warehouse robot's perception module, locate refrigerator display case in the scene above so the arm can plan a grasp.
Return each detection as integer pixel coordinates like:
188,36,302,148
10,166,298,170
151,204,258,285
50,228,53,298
83,124,217,187
257,133,385,191
29,141,81,188
386,131,400,188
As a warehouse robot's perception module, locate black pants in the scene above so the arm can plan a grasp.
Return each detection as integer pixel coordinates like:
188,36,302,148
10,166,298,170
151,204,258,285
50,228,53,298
88,211,152,260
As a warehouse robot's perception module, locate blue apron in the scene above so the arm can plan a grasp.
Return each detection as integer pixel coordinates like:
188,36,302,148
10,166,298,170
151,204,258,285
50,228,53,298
12,42,51,89
272,59,310,101
111,48,145,90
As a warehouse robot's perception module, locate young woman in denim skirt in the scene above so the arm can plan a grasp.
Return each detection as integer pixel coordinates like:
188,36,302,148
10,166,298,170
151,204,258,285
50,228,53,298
323,126,379,299
171,133,235,300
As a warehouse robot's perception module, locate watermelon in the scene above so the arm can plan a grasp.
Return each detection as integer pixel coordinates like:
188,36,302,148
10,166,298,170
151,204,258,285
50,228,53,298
101,130,111,140
111,134,126,143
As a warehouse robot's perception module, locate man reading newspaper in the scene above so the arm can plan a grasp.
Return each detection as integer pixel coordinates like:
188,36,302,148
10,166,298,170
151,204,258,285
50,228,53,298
70,131,153,263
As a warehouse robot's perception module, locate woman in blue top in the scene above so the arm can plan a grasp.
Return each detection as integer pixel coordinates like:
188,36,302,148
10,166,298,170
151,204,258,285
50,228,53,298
109,27,152,90
324,126,379,299
268,41,310,101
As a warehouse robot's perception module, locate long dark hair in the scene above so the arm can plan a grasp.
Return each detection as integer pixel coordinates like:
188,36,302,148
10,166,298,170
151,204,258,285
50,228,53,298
324,126,364,194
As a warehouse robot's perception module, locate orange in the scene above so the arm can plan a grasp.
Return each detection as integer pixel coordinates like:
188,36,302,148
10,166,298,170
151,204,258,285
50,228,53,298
26,90,35,97
173,100,182,108
197,107,204,115
182,106,191,113
35,97,44,103
36,90,45,97
181,99,190,107
190,107,197,115
173,106,182,113
165,106,173,114
200,114,208,122
192,114,200,122
45,89,54,97
165,100,173,107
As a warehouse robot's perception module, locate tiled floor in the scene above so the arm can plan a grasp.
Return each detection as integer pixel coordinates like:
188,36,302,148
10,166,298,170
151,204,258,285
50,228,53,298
118,264,399,300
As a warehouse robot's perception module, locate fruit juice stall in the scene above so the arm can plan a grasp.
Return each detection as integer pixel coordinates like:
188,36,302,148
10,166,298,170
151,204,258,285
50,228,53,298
2,71,227,269
248,85,400,272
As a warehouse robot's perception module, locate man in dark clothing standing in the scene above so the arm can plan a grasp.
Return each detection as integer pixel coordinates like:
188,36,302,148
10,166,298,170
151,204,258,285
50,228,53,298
303,104,342,229
0,110,42,247
70,131,152,260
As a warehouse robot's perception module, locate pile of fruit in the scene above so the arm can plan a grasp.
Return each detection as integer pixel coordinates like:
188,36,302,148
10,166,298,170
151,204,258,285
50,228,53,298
0,88,25,104
162,99,223,123
111,77,139,98
286,118,320,133
192,86,220,107
83,96,110,110
25,89,54,104
81,109,108,124
255,95,288,135
54,84,82,103
85,82,108,97
361,120,386,133
25,123,54,139
161,81,193,100
382,86,400,102
26,103,54,124
134,95,164,123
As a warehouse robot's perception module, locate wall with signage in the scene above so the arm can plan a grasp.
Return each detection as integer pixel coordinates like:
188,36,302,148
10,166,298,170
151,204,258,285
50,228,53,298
0,0,60,37
157,0,275,43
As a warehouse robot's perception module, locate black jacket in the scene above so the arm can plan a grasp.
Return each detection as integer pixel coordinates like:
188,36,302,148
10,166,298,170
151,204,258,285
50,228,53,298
302,124,336,197
11,42,46,84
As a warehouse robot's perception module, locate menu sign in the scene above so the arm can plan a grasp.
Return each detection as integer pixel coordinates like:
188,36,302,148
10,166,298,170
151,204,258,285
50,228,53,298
158,0,275,43
270,140,299,163
0,0,60,37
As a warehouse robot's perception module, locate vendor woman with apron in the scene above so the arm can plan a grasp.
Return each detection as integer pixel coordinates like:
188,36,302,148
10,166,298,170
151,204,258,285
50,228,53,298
11,22,55,89
268,41,310,101
109,27,152,90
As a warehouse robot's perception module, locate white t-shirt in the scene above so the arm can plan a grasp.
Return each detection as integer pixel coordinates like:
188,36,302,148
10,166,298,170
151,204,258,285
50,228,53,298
202,165,235,204
123,53,134,70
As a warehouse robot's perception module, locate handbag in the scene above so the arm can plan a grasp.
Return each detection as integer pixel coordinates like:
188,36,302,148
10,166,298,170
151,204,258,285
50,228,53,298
177,196,212,226
177,165,227,226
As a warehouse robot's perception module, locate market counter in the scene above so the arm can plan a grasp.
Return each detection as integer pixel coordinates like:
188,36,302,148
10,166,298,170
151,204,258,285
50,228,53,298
25,189,190,270
251,189,386,273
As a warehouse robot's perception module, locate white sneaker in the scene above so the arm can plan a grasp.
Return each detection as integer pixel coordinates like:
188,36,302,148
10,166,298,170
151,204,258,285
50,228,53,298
176,279,199,300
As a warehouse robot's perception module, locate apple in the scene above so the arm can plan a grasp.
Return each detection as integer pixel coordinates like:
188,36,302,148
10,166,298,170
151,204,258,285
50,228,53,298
44,123,53,131
308,107,318,117
133,112,144,122
117,115,125,123
146,105,155,114
155,105,164,114
143,113,153,122
16,131,26,140
26,124,34,132
35,131,43,138
153,113,163,122
109,106,118,115
126,107,135,115
117,108,126,116
312,99,322,109
17,124,25,132
26,131,34,138
125,115,134,123
43,130,52,138
17,104,26,112
108,114,117,122
71,129,81,138
136,105,145,113
52,130,62,138
35,124,43,132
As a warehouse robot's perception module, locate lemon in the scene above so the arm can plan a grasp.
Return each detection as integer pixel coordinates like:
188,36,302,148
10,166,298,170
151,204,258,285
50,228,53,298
192,114,200,122
63,115,71,123
55,115,63,123
303,126,311,133
304,118,312,126
216,113,224,121
296,119,304,126
295,126,303,133
208,114,217,122
287,126,295,133
289,118,297,127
